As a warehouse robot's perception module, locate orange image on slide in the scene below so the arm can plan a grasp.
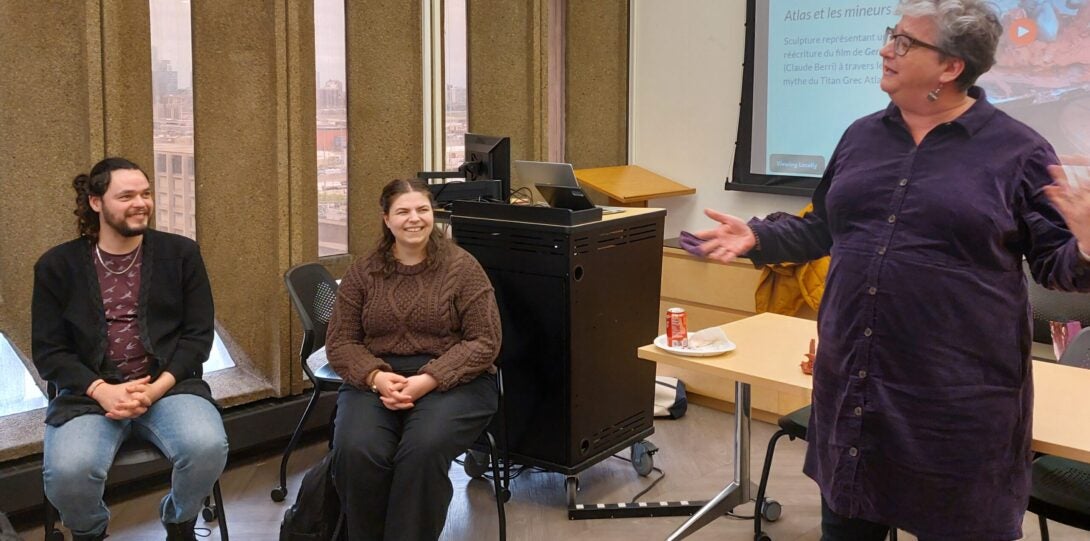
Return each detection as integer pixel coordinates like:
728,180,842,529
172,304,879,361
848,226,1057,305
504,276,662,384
1009,18,1038,46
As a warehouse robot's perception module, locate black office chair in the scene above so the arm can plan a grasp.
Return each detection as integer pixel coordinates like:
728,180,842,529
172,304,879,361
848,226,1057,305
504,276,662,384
752,405,806,541
1029,327,1090,541
272,262,343,502
279,263,510,539
753,405,897,541
460,366,511,541
1025,260,1090,345
41,384,228,541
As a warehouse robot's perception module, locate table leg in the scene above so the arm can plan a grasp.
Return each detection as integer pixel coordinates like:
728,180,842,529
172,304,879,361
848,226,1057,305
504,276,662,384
665,380,753,541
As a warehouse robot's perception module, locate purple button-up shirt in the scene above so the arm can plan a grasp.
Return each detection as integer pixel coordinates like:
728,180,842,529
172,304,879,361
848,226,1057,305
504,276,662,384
749,87,1090,540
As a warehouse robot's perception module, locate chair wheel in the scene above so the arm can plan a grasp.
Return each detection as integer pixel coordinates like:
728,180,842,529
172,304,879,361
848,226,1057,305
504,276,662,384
760,498,782,522
755,533,771,541
630,441,658,477
202,504,218,522
463,449,490,479
271,486,287,502
500,487,512,503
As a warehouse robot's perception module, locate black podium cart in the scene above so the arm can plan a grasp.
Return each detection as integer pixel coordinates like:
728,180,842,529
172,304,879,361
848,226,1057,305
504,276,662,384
451,203,666,510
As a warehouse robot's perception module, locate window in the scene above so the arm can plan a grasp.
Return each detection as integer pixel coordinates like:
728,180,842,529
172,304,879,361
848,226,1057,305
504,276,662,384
204,329,235,373
0,333,47,417
443,0,468,172
150,0,197,240
424,0,468,173
315,0,348,256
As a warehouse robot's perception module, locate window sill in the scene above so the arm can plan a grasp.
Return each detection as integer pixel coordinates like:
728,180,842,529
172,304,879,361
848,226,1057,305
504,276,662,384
0,365,277,463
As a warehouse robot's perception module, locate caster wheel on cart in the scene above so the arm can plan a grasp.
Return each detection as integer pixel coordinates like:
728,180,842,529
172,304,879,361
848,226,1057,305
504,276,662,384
760,498,782,522
499,487,512,503
565,476,580,506
463,449,490,479
755,532,771,541
630,440,658,477
202,504,218,522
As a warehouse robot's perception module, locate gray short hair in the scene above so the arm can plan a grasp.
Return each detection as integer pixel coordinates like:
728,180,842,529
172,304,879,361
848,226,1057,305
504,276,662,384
897,0,1003,90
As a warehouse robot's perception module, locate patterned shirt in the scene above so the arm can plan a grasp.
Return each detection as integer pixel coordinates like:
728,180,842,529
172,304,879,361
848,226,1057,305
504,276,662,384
93,245,149,381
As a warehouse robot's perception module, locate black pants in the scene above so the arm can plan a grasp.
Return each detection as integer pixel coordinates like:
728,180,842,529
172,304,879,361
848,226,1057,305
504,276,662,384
821,498,892,541
331,356,498,541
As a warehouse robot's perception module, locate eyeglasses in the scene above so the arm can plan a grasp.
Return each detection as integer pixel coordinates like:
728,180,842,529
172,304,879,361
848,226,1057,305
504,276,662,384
884,27,952,57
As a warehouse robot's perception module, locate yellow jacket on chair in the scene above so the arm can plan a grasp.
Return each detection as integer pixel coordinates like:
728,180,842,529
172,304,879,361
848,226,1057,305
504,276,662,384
754,204,829,315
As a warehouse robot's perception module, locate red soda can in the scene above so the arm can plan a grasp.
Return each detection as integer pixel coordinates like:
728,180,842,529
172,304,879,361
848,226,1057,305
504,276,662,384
665,307,689,348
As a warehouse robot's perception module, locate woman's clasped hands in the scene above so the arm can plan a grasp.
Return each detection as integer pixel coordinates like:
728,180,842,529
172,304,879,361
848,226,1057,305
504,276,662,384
373,371,439,410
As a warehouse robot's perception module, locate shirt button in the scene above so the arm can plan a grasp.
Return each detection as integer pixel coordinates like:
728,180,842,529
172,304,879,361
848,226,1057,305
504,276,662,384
877,246,887,255
854,406,863,416
867,286,877,295
849,447,859,457
899,178,908,186
858,369,867,378
864,328,873,337
887,215,896,224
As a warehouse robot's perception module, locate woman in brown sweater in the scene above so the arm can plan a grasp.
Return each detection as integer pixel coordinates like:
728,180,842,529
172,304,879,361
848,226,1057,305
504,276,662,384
325,178,501,541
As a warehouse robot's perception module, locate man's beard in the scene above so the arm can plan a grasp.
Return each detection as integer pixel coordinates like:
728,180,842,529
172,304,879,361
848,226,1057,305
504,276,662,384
101,207,149,238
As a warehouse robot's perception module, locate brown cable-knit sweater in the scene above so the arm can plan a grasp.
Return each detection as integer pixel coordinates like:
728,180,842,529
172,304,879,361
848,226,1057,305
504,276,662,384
325,244,501,391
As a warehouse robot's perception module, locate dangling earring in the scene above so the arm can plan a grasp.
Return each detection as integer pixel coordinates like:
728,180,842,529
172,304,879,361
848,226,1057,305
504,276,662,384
927,83,943,102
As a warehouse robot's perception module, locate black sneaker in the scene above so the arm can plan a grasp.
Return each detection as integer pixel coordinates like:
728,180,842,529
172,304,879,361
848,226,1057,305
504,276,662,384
163,517,198,541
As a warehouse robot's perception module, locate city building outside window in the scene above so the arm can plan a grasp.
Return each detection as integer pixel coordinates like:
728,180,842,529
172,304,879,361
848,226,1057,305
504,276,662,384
444,0,468,172
316,0,348,256
150,0,196,240
150,0,233,373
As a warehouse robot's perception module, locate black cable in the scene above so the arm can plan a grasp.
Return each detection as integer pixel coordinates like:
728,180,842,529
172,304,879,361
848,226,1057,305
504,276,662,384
453,456,540,482
610,453,666,502
430,182,452,203
509,186,534,205
629,466,666,502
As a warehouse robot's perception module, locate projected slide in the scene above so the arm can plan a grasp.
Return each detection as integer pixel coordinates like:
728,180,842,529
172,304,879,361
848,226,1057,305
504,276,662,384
749,0,1090,180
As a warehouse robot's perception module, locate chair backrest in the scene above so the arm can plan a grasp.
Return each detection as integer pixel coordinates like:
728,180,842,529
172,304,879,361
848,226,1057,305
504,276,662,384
284,263,340,361
1058,327,1090,370
1025,261,1090,344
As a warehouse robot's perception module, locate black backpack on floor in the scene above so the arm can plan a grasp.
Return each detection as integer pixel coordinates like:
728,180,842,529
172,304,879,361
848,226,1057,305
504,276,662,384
279,451,342,541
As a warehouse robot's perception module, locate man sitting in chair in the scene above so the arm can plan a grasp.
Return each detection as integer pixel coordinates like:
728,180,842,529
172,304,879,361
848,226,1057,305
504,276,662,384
32,157,228,541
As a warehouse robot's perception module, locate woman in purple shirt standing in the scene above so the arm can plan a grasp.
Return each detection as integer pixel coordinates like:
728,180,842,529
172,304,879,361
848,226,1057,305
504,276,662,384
693,1,1090,539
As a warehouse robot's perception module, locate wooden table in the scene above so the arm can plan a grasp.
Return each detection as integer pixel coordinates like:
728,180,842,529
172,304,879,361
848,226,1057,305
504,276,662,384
574,165,695,207
637,312,1090,539
1032,360,1090,463
637,313,814,540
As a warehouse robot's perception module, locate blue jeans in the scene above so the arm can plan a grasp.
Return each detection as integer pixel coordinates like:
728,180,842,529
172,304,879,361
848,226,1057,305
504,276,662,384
43,394,228,537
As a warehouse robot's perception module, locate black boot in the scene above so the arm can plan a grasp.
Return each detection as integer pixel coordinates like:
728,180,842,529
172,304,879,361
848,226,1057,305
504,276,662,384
163,517,198,541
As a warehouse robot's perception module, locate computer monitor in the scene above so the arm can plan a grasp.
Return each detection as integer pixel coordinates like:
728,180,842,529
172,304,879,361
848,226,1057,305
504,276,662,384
462,133,510,199
417,133,511,206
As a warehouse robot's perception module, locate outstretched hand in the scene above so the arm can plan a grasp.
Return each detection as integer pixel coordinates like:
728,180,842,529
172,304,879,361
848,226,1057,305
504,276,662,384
692,209,757,264
1046,156,1090,256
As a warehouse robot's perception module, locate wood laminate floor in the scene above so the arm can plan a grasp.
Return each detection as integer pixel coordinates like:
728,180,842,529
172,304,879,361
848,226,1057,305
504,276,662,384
18,404,1087,540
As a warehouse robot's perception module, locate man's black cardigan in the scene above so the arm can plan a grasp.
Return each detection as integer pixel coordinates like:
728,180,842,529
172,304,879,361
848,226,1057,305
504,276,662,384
32,229,216,426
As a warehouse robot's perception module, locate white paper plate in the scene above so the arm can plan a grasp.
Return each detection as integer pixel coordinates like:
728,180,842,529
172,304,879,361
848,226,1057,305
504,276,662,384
654,333,736,357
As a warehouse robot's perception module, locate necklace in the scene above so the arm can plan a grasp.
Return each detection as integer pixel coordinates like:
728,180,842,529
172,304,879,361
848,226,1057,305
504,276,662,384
95,244,142,276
